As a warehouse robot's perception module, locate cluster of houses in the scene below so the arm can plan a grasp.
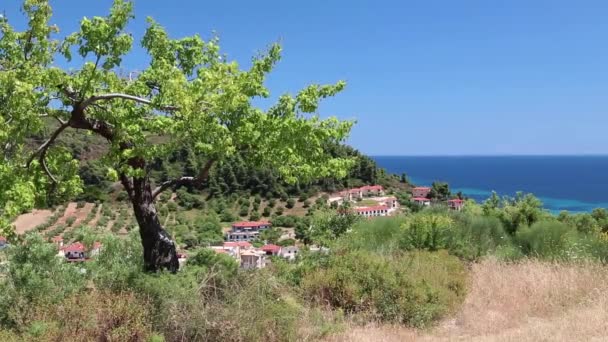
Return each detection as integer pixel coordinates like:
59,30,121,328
338,185,386,201
211,241,299,270
411,187,465,210
329,185,402,218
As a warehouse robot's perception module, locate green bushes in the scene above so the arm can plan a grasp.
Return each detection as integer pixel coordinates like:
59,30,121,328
301,250,466,327
0,235,87,328
516,221,586,260
286,198,296,209
449,216,511,260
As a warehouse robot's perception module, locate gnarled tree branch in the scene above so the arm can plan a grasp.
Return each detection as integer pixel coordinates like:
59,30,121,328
26,121,70,169
151,159,215,199
80,93,179,111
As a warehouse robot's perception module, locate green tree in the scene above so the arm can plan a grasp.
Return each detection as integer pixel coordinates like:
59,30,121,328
0,1,354,272
428,182,451,201
259,227,282,244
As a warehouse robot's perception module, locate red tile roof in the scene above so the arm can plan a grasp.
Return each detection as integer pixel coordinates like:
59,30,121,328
355,205,389,212
448,199,464,203
413,187,431,190
231,221,271,228
261,244,281,253
61,241,101,253
360,185,384,191
62,242,85,253
223,241,252,248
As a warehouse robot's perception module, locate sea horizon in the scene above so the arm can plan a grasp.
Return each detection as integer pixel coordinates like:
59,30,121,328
372,155,608,214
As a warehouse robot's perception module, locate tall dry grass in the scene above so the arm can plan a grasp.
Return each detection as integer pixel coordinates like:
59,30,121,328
327,258,608,342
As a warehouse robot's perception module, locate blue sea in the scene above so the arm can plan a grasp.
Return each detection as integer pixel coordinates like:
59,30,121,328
373,156,608,214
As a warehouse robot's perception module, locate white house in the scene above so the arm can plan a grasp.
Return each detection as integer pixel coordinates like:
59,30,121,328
412,197,431,206
355,205,389,218
279,246,299,261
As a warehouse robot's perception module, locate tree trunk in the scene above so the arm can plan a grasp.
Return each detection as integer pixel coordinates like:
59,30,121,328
128,176,179,273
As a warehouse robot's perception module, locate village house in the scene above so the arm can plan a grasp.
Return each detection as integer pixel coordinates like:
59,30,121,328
338,185,386,202
240,250,266,270
213,241,252,257
412,187,431,198
279,246,299,261
355,205,390,218
226,221,271,242
412,197,431,206
447,199,465,211
59,241,102,261
383,196,399,209
359,185,385,197
0,236,6,249
177,252,188,268
261,244,281,256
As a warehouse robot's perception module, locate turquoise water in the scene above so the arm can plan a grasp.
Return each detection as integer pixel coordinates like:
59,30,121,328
373,156,608,213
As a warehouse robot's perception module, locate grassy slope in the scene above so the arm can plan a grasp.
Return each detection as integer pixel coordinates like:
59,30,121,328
326,258,608,342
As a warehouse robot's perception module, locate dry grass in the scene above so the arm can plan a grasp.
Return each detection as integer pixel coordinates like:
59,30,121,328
327,258,608,342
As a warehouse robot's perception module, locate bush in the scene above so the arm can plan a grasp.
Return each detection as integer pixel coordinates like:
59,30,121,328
398,213,454,251
275,206,284,216
250,211,261,221
286,199,296,209
450,216,511,260
301,250,466,327
262,206,272,217
76,201,86,209
516,221,587,260
298,194,308,202
167,202,179,212
268,199,276,208
65,216,76,227
0,235,86,328
239,207,249,217
303,200,311,208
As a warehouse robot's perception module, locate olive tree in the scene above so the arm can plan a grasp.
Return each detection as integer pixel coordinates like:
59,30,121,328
0,0,354,272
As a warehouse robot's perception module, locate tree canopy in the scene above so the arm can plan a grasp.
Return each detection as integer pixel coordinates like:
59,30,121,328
0,0,355,270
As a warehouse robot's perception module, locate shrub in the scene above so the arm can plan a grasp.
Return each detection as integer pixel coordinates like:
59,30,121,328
65,216,76,227
250,212,261,221
301,250,466,327
516,221,586,260
239,207,249,217
76,201,86,209
449,216,511,260
166,202,178,212
220,210,236,222
298,194,308,202
0,235,86,328
286,199,296,209
262,206,272,217
268,199,276,208
275,206,284,216
303,200,311,208
398,213,454,251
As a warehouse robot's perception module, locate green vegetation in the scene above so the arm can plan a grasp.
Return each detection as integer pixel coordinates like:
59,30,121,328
4,1,608,341
0,0,356,271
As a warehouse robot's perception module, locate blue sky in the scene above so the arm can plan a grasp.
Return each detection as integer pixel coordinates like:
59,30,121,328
4,1,608,155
